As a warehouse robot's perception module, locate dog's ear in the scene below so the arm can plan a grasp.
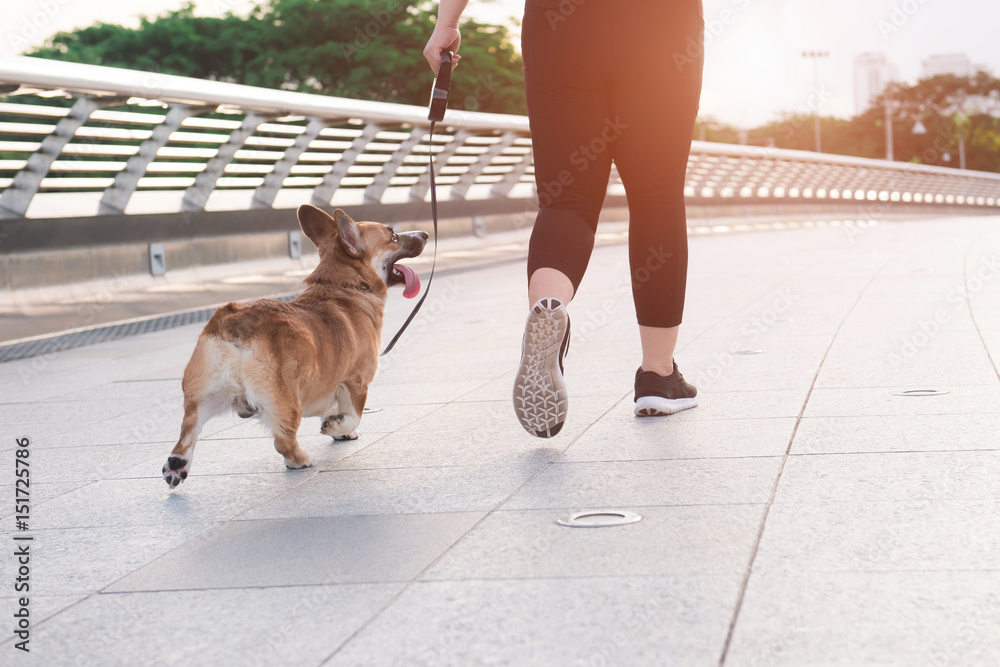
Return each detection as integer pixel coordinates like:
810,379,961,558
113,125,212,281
333,209,366,258
297,204,335,248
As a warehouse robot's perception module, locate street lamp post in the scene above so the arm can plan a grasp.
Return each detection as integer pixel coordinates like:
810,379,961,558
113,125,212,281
885,92,895,161
802,50,829,153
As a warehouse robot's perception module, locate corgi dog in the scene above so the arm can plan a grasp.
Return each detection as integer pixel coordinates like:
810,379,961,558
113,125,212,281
162,205,427,488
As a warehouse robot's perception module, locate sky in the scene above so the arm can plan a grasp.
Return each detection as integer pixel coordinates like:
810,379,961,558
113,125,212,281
4,0,999,127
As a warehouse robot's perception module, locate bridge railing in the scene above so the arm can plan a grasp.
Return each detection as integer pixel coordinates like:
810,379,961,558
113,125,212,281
1,55,999,228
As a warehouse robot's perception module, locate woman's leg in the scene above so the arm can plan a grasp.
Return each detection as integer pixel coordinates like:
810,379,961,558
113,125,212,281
528,268,574,309
521,1,615,302
639,325,680,378
513,2,616,437
610,1,704,377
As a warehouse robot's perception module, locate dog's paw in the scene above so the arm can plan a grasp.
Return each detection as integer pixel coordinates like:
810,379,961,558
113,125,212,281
320,414,346,436
333,430,361,441
284,456,313,470
162,455,188,489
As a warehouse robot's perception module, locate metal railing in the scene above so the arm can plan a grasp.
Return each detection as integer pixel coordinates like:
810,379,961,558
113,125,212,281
1,55,999,227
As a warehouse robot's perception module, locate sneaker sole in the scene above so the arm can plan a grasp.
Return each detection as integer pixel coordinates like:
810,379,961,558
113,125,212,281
634,395,698,417
513,298,569,438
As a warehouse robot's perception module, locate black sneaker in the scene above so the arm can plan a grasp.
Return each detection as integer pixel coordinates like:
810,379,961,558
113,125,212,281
634,361,698,416
513,298,570,438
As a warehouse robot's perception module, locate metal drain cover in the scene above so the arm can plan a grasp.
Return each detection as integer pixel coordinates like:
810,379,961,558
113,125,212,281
892,389,950,397
557,511,642,528
362,407,382,414
735,349,764,355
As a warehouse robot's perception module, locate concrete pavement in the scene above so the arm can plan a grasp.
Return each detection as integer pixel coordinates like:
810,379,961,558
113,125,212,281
2,213,1000,666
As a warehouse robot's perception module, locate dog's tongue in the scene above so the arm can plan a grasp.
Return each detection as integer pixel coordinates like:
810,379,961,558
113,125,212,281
398,264,420,299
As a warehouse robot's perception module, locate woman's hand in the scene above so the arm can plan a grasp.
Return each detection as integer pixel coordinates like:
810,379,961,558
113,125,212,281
423,24,462,74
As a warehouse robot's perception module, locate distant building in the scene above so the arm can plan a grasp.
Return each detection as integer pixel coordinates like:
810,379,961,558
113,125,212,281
921,53,979,78
854,52,897,115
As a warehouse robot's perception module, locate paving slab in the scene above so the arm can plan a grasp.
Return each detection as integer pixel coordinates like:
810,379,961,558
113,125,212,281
803,384,1000,418
793,413,1000,454
324,576,742,667
107,513,485,591
501,458,781,510
424,505,764,580
242,463,542,518
7,523,217,597
334,427,560,469
30,472,310,529
725,572,1000,667
557,417,796,462
776,450,1000,503
1,585,406,667
753,499,1000,573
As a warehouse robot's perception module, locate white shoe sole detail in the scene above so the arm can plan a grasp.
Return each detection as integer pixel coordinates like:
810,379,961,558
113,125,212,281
513,299,569,438
634,395,698,417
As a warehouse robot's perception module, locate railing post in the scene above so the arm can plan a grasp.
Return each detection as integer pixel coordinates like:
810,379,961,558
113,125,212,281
0,94,118,219
311,122,382,207
408,129,470,202
181,110,272,212
491,140,532,198
98,103,212,215
450,131,518,200
364,126,426,204
251,116,328,209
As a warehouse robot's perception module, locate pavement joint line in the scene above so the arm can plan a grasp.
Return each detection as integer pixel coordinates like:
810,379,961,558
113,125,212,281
715,246,896,667
789,448,1000,457
316,390,631,665
548,455,788,464
962,232,1000,384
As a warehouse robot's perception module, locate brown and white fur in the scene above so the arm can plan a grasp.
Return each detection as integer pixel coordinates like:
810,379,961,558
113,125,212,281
162,205,427,489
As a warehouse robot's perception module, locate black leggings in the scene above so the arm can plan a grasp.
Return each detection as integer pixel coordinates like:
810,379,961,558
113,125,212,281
522,0,704,328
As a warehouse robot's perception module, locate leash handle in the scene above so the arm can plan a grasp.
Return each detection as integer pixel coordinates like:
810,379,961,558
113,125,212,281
381,51,452,356
428,51,453,122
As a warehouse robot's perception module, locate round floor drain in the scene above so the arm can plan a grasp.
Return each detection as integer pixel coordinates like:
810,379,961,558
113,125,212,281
735,349,764,355
892,389,950,397
557,511,642,528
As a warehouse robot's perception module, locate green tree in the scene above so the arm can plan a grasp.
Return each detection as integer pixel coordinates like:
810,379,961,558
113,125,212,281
870,73,1000,171
27,0,526,115
697,72,1000,173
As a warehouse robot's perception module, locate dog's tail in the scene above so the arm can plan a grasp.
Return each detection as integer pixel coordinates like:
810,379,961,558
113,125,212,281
182,334,261,418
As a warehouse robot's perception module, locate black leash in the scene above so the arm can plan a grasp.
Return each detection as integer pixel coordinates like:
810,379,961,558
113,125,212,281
380,51,453,357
